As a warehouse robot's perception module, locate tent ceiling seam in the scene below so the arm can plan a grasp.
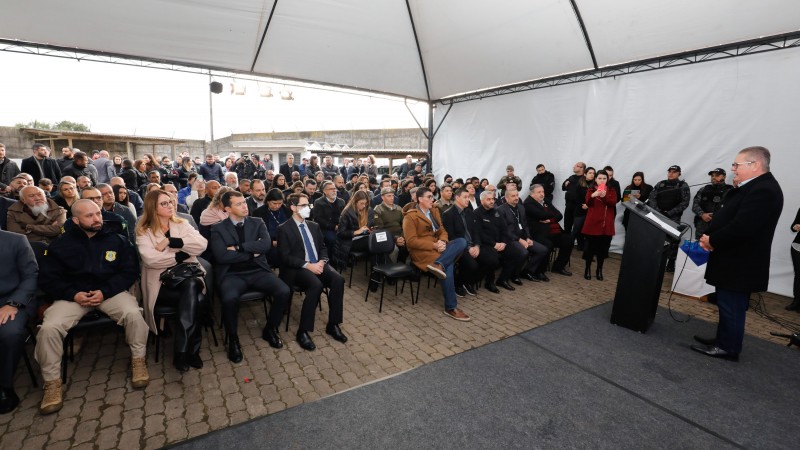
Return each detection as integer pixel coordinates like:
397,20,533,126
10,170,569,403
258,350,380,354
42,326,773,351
438,30,800,105
250,0,280,72
405,0,431,102
569,0,598,70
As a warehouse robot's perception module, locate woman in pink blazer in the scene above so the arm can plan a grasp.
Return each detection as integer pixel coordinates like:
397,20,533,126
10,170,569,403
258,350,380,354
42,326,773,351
136,190,208,372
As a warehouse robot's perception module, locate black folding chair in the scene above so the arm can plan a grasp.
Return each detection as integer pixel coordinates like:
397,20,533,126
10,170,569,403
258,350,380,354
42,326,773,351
365,230,416,312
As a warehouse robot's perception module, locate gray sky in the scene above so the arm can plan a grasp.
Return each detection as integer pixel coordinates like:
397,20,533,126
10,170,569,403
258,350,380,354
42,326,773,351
0,52,428,141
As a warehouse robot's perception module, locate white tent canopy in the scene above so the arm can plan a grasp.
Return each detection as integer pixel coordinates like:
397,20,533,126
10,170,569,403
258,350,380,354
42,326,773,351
2,0,799,100
3,1,799,296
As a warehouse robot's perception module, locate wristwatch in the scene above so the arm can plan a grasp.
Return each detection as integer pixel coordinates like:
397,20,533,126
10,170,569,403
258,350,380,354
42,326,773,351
5,301,25,310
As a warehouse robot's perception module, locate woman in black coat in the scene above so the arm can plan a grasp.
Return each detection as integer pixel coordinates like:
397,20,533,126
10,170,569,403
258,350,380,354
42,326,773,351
621,171,653,229
334,190,374,269
570,167,596,250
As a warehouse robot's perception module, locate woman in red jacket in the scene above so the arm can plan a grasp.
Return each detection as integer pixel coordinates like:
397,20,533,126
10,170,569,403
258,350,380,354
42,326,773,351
581,170,617,280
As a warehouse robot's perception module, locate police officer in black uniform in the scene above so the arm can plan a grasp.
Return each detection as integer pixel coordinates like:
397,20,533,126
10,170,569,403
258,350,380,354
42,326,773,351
474,191,526,292
647,165,690,272
691,168,733,239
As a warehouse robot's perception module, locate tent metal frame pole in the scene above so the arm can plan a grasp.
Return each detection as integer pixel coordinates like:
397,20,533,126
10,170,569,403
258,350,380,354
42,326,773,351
427,102,433,172
569,0,598,70
439,30,800,105
250,0,281,71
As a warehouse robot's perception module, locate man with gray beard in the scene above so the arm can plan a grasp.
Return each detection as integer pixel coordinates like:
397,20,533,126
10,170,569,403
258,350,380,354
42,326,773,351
6,185,66,243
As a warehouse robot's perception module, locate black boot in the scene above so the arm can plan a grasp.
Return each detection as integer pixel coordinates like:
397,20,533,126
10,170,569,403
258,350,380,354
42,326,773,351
227,335,243,363
786,299,800,311
584,261,592,280
596,258,604,281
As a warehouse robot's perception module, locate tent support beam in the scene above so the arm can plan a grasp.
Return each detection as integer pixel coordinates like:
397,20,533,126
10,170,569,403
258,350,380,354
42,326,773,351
405,0,431,101
250,0,281,72
438,30,800,105
427,103,433,171
569,0,598,70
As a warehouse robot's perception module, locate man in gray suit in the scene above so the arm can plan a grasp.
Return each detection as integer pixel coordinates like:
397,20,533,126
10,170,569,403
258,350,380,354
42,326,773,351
0,230,39,414
93,150,116,184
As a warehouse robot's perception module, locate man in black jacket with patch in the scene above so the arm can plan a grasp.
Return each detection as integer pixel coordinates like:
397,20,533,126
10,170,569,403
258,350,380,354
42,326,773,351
474,191,525,292
37,200,149,414
561,161,585,236
693,147,783,362
497,188,549,282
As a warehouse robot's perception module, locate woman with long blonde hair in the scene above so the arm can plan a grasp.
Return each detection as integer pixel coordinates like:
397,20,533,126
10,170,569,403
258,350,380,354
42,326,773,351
334,190,374,268
136,189,208,372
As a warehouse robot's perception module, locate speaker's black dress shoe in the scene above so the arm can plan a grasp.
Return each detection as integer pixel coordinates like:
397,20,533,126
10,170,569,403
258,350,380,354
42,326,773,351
326,324,348,343
553,269,572,276
187,353,203,369
595,270,604,281
227,335,243,363
485,283,500,294
296,331,317,351
533,273,549,282
511,278,523,286
522,272,539,282
690,344,739,362
173,353,190,373
0,387,20,414
693,335,716,346
262,326,284,349
497,280,515,291
786,300,800,311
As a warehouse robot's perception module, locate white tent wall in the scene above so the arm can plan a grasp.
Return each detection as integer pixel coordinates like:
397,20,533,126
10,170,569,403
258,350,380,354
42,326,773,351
433,47,800,297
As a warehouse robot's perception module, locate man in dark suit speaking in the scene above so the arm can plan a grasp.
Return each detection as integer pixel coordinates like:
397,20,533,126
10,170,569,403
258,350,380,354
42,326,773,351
693,146,783,361
210,191,290,363
278,193,347,351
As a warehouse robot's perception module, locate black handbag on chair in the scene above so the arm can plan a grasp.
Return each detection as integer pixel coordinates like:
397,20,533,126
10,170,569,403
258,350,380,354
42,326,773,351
159,262,204,288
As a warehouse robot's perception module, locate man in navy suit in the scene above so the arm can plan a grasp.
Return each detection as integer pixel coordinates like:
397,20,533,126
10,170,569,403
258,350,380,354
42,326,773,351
0,230,38,414
210,191,290,363
277,193,346,351
694,146,783,361
20,144,61,186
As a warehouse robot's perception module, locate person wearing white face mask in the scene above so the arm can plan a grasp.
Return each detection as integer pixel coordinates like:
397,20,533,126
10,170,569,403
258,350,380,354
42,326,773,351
277,193,347,351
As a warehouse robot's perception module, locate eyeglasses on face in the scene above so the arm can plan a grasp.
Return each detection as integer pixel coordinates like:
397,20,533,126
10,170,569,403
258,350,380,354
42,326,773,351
731,161,755,169
158,201,172,208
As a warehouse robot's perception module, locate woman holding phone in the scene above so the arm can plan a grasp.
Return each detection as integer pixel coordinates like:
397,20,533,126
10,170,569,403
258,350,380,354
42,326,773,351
582,169,617,280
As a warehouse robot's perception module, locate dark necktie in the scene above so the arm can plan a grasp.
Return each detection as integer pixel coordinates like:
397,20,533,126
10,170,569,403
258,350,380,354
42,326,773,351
299,223,318,263
235,222,245,244
460,210,472,245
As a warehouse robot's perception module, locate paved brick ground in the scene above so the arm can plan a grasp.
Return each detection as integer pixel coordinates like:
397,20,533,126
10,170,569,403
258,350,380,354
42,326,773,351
2,254,798,449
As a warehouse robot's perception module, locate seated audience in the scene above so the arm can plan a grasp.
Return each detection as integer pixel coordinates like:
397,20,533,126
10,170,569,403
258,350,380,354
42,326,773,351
113,184,137,219
97,183,137,243
498,188,549,282
246,179,267,212
189,180,220,225
110,176,144,216
335,190,374,270
436,183,454,213
475,190,525,292
54,181,79,214
37,200,149,415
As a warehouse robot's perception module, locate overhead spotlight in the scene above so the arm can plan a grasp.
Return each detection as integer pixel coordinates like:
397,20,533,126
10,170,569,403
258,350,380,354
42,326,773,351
280,88,294,101
210,81,223,94
258,84,273,98
230,80,246,95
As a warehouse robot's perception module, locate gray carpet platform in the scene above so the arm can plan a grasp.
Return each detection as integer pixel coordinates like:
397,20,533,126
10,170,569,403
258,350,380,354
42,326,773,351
170,303,800,449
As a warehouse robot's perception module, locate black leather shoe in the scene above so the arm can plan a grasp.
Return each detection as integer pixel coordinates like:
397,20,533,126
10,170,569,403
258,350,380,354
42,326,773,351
173,353,190,373
595,270,604,281
485,283,500,294
227,335,243,363
187,353,203,369
326,324,348,343
511,278,523,286
455,285,467,297
296,331,317,351
690,344,738,362
523,272,539,282
693,335,716,346
553,269,572,276
262,326,284,349
498,280,515,291
0,387,20,414
533,273,550,282
786,300,800,311
463,284,476,296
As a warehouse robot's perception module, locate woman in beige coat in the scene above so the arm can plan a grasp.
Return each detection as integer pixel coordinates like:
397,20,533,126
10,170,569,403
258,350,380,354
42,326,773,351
136,190,208,372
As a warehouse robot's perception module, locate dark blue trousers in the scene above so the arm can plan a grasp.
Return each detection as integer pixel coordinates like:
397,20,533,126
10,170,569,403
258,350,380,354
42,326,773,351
715,288,750,355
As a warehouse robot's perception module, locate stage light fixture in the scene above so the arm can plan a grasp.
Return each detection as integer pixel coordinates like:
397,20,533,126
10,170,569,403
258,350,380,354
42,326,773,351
258,84,273,98
230,80,246,95
280,88,294,100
